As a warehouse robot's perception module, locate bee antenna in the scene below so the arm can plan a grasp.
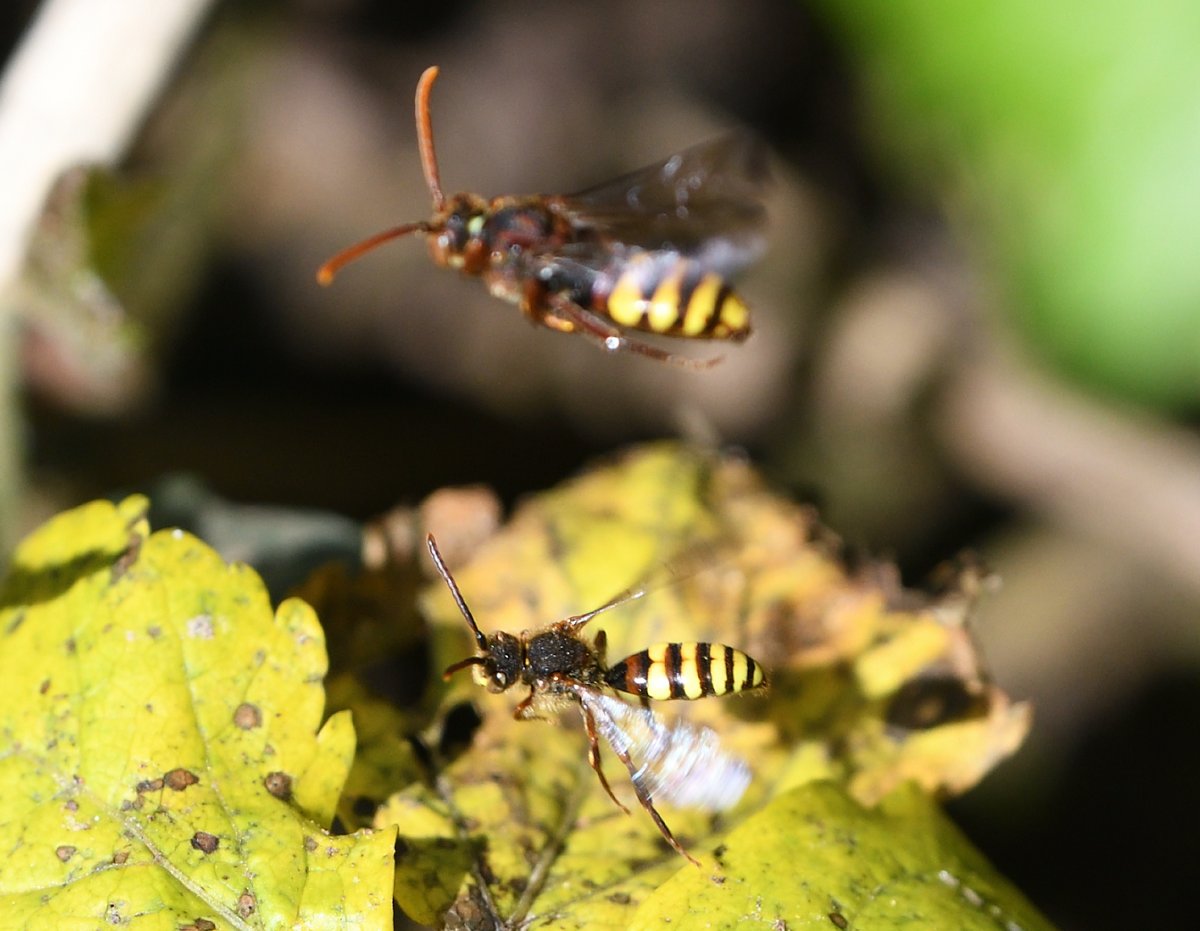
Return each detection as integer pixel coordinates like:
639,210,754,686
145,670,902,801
426,534,488,652
415,65,445,211
315,222,429,285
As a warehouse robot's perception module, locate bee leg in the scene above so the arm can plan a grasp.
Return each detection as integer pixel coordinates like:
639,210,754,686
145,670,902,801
581,704,629,815
546,295,722,370
520,280,576,333
513,688,538,720
606,740,700,866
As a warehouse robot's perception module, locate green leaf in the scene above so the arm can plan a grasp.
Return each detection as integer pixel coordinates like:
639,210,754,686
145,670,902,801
631,782,1054,930
0,497,395,929
814,0,1200,405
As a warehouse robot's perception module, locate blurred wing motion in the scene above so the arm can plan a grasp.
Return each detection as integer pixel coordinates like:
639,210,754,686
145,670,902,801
578,687,751,811
559,132,770,274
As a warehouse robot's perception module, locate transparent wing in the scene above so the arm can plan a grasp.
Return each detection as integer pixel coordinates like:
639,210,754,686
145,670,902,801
562,540,726,631
576,688,751,811
549,133,769,277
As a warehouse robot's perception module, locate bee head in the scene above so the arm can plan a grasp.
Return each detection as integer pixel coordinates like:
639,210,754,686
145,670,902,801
480,632,522,692
429,194,489,270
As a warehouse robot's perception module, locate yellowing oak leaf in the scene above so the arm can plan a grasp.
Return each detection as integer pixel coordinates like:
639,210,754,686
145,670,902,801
0,497,395,930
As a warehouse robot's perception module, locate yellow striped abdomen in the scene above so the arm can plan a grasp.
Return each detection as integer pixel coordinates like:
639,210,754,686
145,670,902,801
601,255,751,341
605,642,766,700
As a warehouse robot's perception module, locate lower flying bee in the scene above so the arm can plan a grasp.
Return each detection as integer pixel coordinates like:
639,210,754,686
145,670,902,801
426,534,766,864
318,66,768,368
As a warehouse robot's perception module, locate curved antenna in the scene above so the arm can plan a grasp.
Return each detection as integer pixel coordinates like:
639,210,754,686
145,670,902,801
415,65,445,211
315,221,428,285
315,65,446,285
427,534,488,652
443,655,486,680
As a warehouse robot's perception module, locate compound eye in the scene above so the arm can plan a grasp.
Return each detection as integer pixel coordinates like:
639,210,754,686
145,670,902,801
492,671,508,689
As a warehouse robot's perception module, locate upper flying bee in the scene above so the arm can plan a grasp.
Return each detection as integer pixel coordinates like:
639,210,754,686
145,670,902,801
317,66,769,368
426,534,766,865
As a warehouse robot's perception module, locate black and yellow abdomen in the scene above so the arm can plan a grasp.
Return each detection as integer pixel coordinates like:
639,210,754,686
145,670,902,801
597,254,751,341
606,642,766,700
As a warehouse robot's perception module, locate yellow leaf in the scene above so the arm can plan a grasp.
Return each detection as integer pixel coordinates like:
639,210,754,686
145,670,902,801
630,782,1055,930
0,497,395,930
378,443,1032,927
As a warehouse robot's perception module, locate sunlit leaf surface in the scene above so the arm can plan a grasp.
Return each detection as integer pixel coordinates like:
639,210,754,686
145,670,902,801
377,444,1037,928
0,497,395,930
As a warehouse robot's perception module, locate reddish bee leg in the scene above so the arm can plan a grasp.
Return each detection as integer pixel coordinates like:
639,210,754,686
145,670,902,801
513,688,538,720
520,280,577,333
581,705,630,815
545,294,722,370
603,736,700,866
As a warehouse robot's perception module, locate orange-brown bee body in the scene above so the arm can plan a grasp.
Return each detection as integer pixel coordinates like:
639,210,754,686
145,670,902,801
319,66,766,367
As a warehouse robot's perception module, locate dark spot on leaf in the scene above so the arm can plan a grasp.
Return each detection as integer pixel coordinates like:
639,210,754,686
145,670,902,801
146,625,162,639
773,921,790,931
263,743,276,756
711,874,726,885
264,771,293,800
112,850,129,865
352,795,377,819
829,914,848,929
233,703,262,729
39,679,50,694
110,531,142,581
64,799,78,812
105,902,123,924
136,778,163,793
65,638,76,654
608,892,632,905
237,892,256,918
180,920,217,931
885,677,987,732
164,768,199,791
304,835,318,852
190,831,219,854
55,845,76,862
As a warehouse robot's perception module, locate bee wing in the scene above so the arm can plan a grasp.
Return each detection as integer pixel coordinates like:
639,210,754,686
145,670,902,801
550,133,769,277
577,687,751,812
561,540,726,631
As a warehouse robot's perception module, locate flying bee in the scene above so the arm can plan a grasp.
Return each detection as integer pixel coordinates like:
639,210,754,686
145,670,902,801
426,534,766,865
318,66,769,368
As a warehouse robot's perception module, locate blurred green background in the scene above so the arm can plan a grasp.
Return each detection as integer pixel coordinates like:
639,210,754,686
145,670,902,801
2,1,1197,928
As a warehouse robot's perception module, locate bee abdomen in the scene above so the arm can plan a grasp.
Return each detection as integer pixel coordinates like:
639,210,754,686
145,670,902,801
601,256,751,341
606,642,766,700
